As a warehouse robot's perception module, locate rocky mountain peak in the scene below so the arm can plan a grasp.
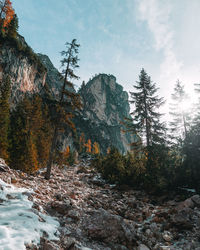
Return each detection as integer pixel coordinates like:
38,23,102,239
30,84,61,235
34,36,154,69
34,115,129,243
80,73,130,125
0,35,46,105
76,73,133,153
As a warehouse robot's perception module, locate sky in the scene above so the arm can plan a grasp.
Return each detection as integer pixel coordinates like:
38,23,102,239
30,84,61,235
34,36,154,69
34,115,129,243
12,0,200,113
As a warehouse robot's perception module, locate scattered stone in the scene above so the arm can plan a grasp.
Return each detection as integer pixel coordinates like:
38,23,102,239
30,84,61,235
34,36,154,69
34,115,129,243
191,195,200,207
51,201,71,215
11,177,17,184
0,159,199,250
63,236,76,248
162,231,173,242
67,209,80,221
83,208,137,247
137,244,150,250
42,240,60,250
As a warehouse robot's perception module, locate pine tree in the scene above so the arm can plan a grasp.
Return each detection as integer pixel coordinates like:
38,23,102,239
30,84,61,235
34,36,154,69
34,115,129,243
9,97,39,173
192,83,200,126
0,75,10,161
130,68,166,147
45,39,81,179
169,80,190,141
181,83,200,190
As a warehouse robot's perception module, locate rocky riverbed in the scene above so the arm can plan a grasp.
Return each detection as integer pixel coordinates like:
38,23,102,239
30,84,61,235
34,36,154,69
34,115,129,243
0,158,200,249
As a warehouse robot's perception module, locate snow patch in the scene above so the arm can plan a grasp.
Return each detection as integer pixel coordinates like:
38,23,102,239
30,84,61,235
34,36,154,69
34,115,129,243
0,179,59,249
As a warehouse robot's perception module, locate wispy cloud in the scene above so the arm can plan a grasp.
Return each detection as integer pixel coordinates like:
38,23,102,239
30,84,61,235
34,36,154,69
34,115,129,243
137,0,182,83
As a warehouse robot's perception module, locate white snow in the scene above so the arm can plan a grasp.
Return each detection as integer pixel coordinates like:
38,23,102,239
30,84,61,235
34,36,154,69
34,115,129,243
0,179,59,250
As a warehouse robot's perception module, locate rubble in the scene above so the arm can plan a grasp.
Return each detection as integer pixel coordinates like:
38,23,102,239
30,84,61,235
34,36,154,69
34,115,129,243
0,158,200,249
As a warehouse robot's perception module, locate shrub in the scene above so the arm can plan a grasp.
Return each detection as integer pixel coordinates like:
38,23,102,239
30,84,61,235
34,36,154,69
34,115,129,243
92,147,147,186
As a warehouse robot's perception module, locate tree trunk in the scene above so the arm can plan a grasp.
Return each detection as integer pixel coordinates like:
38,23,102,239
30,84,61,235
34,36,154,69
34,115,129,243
183,114,187,138
45,126,58,180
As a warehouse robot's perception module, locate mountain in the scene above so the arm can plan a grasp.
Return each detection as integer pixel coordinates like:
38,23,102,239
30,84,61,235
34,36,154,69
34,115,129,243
38,53,134,153
77,74,133,153
0,37,133,153
0,35,46,106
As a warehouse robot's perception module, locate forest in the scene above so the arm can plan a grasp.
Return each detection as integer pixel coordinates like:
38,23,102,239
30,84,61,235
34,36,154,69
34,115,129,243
0,0,200,194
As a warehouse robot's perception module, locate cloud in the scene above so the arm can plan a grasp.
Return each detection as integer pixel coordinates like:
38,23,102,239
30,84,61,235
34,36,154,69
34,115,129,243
137,0,182,84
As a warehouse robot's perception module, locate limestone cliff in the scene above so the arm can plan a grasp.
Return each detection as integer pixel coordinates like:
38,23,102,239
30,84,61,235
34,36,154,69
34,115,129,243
77,74,133,153
0,35,46,105
1,36,133,153
37,54,133,153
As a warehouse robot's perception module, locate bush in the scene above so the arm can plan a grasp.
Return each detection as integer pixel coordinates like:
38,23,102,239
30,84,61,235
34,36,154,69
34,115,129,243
55,146,76,167
92,147,147,186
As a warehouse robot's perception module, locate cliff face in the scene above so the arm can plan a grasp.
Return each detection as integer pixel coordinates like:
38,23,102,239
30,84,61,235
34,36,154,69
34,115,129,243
0,36,46,105
1,37,133,153
77,74,133,153
37,55,133,153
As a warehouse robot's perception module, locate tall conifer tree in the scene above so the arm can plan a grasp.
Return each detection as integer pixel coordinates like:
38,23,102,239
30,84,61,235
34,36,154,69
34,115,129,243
0,75,10,161
130,68,166,148
45,39,81,179
169,80,190,141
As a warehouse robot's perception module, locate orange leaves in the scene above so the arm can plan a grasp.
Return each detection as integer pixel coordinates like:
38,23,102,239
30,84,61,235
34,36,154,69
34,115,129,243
85,139,92,153
64,145,70,158
0,0,15,30
79,134,100,155
92,142,100,155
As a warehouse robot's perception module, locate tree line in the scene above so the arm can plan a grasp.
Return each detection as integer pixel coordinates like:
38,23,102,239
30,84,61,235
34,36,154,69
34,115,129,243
94,68,200,193
1,0,200,192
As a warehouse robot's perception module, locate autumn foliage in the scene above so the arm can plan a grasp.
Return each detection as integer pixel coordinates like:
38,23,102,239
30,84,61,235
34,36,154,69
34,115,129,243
0,0,15,31
79,133,100,155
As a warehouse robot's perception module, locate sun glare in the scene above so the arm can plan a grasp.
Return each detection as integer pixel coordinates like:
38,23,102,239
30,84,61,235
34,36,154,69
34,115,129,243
179,99,192,113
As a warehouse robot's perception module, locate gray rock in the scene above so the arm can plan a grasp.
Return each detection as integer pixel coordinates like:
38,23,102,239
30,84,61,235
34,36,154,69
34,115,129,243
1,36,46,106
77,74,136,154
51,201,72,215
67,209,80,220
82,208,137,247
171,208,193,230
42,240,60,250
191,195,200,207
137,244,150,250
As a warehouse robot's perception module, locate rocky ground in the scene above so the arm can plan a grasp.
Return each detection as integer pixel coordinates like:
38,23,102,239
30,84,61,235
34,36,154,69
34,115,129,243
0,158,200,250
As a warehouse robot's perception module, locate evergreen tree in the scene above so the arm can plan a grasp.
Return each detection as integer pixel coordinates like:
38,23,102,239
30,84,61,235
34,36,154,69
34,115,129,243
0,75,10,161
192,83,200,126
45,39,81,179
181,83,200,191
9,97,38,173
169,80,190,141
130,68,166,147
129,69,167,189
9,95,52,173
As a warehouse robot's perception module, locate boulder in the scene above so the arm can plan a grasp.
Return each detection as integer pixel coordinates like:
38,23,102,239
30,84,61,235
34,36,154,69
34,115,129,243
137,244,150,250
191,195,200,207
51,201,72,215
82,208,137,247
171,208,193,230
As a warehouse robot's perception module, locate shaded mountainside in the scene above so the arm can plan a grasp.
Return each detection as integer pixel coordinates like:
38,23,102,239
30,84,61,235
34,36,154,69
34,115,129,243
38,54,134,153
0,36,133,153
77,74,134,153
0,35,46,106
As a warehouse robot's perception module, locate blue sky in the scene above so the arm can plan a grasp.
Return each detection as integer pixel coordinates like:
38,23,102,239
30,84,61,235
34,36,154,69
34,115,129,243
12,0,200,108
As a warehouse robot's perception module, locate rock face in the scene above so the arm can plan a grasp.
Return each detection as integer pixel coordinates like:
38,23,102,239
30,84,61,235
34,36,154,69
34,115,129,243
38,54,134,153
77,74,133,153
1,36,133,153
0,35,46,105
